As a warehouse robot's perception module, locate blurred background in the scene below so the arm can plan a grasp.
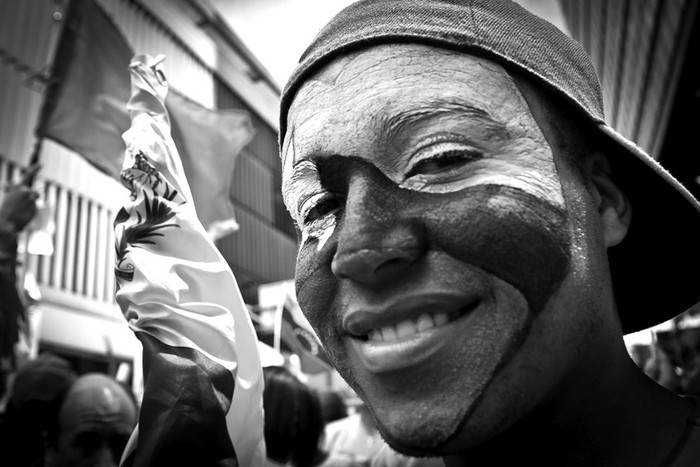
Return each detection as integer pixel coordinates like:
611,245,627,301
0,0,698,405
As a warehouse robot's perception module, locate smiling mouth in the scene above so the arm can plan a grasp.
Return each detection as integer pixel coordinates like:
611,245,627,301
355,304,475,344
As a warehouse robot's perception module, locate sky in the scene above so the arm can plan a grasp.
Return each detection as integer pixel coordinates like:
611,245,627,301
211,0,569,89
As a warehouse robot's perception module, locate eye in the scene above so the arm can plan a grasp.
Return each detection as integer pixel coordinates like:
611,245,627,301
301,194,343,224
405,148,482,178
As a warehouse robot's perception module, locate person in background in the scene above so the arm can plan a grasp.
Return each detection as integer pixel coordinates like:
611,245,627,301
643,344,682,394
42,372,138,467
0,352,76,467
278,0,700,465
0,164,40,377
322,399,382,466
370,444,445,467
318,389,348,425
262,365,326,467
321,397,444,467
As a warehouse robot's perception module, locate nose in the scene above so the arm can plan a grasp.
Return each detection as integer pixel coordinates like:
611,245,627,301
330,171,425,284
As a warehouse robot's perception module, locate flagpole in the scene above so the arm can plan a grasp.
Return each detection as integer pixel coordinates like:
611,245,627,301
273,297,284,353
26,140,44,187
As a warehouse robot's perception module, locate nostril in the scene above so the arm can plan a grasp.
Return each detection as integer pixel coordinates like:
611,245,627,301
375,257,409,274
331,248,381,280
331,246,422,283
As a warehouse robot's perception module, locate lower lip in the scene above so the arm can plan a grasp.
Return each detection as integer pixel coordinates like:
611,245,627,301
351,313,469,373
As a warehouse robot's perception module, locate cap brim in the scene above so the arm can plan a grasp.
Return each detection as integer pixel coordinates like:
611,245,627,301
600,124,700,333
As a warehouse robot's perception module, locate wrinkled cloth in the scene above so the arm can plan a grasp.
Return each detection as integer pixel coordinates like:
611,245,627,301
114,54,265,467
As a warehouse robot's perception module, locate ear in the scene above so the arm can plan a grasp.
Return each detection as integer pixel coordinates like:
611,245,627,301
585,152,632,247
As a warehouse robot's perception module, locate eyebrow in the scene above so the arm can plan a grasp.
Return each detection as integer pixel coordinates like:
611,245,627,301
380,100,509,143
286,100,510,171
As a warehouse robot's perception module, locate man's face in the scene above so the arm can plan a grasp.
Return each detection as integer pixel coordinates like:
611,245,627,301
48,376,136,467
282,44,603,454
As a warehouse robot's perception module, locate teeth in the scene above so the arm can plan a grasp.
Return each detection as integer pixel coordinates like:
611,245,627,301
415,313,433,332
395,320,415,339
381,326,397,342
433,312,449,326
368,312,453,343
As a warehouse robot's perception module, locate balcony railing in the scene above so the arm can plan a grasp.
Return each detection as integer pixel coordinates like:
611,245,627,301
0,154,120,317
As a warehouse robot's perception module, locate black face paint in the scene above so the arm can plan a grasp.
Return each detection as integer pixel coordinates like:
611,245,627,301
296,156,570,320
293,156,572,452
284,43,586,455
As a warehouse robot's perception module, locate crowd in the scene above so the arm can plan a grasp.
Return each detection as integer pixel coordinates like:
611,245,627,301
3,343,698,467
0,352,137,467
0,349,440,467
1,0,700,466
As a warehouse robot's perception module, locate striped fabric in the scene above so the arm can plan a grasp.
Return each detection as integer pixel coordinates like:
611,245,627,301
114,54,266,466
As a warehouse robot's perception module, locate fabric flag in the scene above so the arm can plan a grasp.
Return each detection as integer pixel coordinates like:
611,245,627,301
274,293,333,374
38,0,131,178
167,91,253,240
114,54,265,466
38,0,251,240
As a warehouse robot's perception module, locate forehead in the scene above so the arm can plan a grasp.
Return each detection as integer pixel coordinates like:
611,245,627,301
283,43,531,163
60,379,136,428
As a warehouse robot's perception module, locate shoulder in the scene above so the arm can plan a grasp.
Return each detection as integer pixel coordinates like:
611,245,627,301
325,414,357,434
323,415,355,446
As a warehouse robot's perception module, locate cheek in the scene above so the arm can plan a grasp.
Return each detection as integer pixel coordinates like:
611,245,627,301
294,184,572,342
421,184,572,314
295,242,338,333
295,259,358,377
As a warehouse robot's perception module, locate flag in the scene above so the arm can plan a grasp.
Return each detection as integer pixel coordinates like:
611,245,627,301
37,0,251,239
167,91,253,240
274,293,333,374
115,54,265,466
37,0,131,178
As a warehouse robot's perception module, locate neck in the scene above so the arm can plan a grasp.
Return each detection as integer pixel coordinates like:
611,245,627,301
442,346,692,467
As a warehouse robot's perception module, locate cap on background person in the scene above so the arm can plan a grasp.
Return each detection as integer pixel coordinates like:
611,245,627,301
9,352,76,410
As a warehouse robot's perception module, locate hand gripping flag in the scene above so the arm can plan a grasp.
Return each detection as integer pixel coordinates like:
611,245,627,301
113,54,265,466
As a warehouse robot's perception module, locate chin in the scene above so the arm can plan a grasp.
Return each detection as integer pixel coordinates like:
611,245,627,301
369,398,471,457
381,429,452,458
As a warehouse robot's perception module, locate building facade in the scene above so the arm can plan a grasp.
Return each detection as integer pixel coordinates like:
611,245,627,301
0,0,295,379
559,0,700,199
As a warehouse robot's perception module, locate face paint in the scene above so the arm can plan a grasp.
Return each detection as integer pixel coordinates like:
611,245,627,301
283,160,339,250
281,44,582,454
298,156,569,326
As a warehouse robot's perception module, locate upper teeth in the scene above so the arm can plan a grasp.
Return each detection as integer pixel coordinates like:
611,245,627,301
367,312,450,343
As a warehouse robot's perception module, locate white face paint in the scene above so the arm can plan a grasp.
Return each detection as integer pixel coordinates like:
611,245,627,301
282,158,338,251
281,51,564,252
398,140,565,202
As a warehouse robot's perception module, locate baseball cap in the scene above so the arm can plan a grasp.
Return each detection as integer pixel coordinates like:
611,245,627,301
279,0,700,333
10,352,76,409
